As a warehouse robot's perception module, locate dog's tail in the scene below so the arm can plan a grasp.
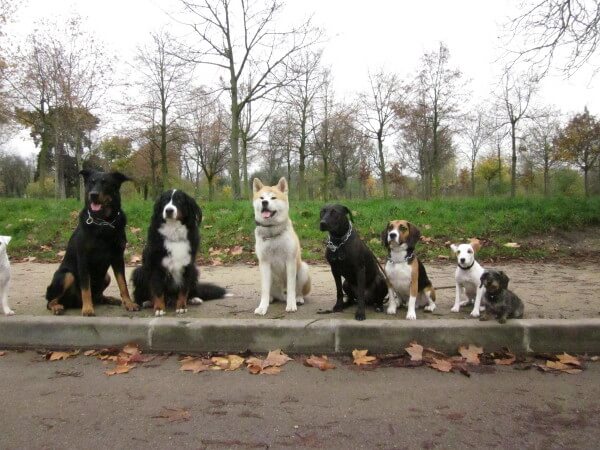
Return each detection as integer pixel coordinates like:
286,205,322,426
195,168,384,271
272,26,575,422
193,282,229,301
131,266,149,305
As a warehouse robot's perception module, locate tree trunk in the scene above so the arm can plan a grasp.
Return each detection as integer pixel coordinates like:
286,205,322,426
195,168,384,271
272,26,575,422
377,133,388,198
298,111,308,200
76,141,84,201
471,160,475,196
241,135,249,199
584,166,589,197
510,121,517,198
322,155,329,201
208,176,215,201
229,84,241,199
159,106,168,194
543,161,549,197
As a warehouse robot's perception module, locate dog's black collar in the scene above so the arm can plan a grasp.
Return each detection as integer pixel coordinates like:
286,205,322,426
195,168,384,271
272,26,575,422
85,210,120,229
326,222,353,252
458,261,475,270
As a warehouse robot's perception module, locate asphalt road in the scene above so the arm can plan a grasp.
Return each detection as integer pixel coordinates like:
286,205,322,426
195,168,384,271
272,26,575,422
0,351,598,449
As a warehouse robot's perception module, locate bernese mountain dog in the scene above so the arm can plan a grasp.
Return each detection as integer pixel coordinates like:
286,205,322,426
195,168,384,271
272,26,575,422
132,189,227,316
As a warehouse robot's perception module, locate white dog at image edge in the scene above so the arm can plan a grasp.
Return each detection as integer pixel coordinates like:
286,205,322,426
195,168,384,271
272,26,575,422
0,236,15,316
252,177,311,316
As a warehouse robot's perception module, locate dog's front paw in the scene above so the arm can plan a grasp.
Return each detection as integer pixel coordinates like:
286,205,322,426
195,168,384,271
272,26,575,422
332,303,344,312
3,309,15,316
285,303,298,312
254,305,268,315
355,311,366,321
176,308,188,315
188,297,203,305
154,309,166,317
498,317,507,324
386,305,397,315
81,307,95,317
450,305,460,313
50,304,64,315
406,310,417,320
123,300,140,312
470,309,480,318
296,297,305,305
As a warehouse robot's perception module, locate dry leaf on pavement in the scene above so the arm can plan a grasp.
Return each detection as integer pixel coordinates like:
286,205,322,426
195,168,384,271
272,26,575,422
458,344,483,365
264,349,293,367
405,342,423,361
556,353,581,367
429,358,453,373
180,358,212,374
230,245,243,256
46,350,80,361
211,355,245,371
105,364,136,376
352,349,377,366
151,407,191,423
304,355,336,371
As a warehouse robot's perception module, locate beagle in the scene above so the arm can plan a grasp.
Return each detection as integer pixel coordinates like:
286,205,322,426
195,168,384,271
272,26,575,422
381,220,436,320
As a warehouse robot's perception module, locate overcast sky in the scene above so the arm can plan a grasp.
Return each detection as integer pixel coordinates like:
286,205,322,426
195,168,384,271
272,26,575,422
4,0,600,156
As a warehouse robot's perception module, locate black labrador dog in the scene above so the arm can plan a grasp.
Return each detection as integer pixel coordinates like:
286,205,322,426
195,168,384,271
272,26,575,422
319,204,388,320
45,170,139,316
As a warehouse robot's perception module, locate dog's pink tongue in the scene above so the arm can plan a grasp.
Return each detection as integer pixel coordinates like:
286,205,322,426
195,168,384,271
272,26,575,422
90,203,102,212
261,210,272,219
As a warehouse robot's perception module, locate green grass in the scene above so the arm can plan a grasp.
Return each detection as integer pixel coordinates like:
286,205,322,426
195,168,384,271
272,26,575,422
1,196,599,263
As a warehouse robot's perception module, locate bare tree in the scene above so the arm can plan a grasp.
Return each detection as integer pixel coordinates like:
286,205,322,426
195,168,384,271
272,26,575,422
412,42,463,197
312,68,334,200
179,0,320,199
185,91,230,200
508,0,600,77
460,106,490,196
330,108,365,198
283,49,325,199
497,69,538,197
525,107,562,195
358,69,401,198
132,30,193,195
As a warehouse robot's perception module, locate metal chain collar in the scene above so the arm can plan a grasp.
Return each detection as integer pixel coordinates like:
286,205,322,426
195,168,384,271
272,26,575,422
85,210,120,229
326,222,353,252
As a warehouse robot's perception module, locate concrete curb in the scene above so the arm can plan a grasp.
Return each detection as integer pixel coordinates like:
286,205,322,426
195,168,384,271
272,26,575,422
1,316,600,355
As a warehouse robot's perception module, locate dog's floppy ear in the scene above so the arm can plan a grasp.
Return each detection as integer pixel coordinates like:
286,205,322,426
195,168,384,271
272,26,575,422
276,177,288,194
0,236,11,246
479,271,490,288
252,178,264,193
343,205,353,222
110,172,132,186
470,238,481,253
498,270,510,289
450,243,458,253
381,223,390,248
406,222,421,249
185,195,202,226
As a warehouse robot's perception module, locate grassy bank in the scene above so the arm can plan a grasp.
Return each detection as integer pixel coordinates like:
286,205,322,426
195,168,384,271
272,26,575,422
1,196,599,263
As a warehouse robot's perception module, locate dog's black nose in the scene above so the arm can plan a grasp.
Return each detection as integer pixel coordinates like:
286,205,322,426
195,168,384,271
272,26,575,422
460,258,465,263
165,207,175,217
261,200,268,207
389,232,397,240
319,221,328,231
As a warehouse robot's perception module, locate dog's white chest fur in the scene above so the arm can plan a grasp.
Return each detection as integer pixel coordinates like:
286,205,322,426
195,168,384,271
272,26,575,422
159,221,191,286
386,260,412,296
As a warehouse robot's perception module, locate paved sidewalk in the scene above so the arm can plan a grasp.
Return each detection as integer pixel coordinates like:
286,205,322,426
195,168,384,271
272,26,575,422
8,261,600,320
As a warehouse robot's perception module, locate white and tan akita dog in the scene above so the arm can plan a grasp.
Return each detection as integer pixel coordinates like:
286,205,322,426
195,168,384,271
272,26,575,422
252,177,311,316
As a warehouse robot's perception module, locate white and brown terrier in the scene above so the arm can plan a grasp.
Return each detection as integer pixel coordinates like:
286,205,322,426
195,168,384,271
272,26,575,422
450,238,485,317
382,220,436,320
0,236,15,316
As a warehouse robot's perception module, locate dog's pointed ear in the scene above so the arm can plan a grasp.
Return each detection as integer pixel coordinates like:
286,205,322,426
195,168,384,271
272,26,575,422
110,172,132,186
381,223,390,249
450,243,458,253
0,236,11,246
498,271,510,289
470,238,481,253
253,178,264,193
406,222,421,249
79,169,92,182
277,177,288,194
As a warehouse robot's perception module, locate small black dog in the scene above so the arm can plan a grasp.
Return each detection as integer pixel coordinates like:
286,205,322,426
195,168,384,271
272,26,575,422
45,170,139,316
319,204,387,321
479,269,524,323
132,189,227,316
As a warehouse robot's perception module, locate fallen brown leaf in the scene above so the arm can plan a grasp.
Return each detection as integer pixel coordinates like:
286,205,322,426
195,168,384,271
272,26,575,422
352,349,377,366
429,358,453,373
83,349,97,356
0,351,6,356
129,227,141,234
122,343,140,355
304,355,336,371
504,242,520,248
405,342,423,362
264,349,293,367
494,355,516,365
211,258,223,266
130,255,142,264
458,344,483,365
211,355,245,371
152,407,191,423
47,350,80,361
105,364,135,376
230,245,243,256
556,353,581,367
180,358,212,374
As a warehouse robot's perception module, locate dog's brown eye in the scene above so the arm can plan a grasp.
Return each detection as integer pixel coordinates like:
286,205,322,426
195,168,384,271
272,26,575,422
468,249,473,254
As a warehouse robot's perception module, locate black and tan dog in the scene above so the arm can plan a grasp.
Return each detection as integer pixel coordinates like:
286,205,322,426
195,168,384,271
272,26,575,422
479,269,524,323
382,220,436,320
45,170,139,316
320,204,387,321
